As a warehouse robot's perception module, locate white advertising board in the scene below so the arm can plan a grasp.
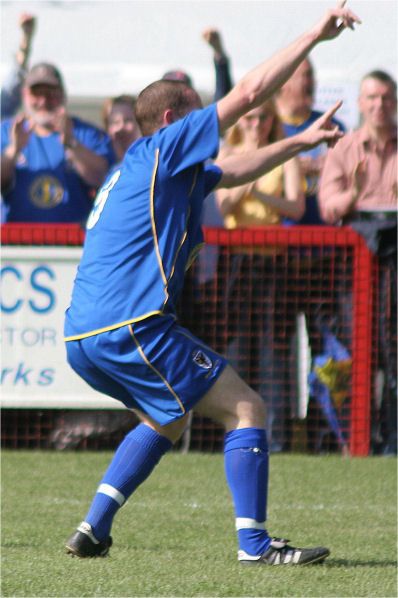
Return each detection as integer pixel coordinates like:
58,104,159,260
315,80,360,132
1,246,123,409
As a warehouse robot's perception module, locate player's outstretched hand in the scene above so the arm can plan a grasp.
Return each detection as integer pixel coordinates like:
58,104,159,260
312,1,361,42
300,101,345,149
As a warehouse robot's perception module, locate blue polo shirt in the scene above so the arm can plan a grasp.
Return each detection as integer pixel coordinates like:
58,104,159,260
65,103,221,340
1,116,114,224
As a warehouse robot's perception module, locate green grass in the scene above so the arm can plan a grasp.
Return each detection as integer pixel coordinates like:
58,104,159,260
1,451,396,597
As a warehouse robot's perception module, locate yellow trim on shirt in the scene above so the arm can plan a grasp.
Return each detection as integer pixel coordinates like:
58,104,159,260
186,242,205,270
64,310,165,341
188,165,199,197
151,149,168,293
168,206,190,283
65,150,197,345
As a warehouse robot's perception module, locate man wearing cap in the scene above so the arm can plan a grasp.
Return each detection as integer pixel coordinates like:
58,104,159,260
1,62,114,224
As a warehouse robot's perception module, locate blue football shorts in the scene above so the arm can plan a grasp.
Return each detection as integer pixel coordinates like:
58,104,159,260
65,314,228,426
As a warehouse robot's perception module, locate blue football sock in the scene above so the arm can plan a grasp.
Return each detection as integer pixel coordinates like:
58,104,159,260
84,423,172,542
224,427,271,557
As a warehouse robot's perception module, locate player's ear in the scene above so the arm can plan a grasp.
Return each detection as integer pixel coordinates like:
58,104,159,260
162,109,176,127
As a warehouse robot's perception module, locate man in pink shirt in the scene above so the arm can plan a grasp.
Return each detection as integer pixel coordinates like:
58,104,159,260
319,70,396,223
319,70,397,456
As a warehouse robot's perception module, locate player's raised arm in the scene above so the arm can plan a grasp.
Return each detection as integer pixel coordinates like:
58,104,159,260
216,1,361,134
215,102,344,188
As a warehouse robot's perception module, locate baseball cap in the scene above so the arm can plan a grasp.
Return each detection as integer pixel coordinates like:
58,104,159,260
162,70,193,87
25,63,64,89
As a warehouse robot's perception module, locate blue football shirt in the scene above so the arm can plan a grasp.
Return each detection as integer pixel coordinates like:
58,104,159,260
65,103,222,339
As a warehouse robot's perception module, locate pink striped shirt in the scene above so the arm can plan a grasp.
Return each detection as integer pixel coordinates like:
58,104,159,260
319,125,397,224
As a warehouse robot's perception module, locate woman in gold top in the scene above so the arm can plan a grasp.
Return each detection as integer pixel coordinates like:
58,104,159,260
217,100,305,228
217,100,305,451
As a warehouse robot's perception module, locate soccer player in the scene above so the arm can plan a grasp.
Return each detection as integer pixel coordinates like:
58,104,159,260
64,2,360,565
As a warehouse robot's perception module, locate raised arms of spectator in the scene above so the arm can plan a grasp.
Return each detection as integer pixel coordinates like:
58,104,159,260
1,116,32,190
1,111,109,191
216,1,360,134
1,14,36,120
16,14,36,70
215,103,344,188
202,28,233,101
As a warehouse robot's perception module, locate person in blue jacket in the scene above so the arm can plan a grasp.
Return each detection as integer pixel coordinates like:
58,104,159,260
1,62,114,224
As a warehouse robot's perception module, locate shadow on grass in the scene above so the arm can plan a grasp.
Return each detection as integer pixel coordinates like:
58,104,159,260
324,558,397,568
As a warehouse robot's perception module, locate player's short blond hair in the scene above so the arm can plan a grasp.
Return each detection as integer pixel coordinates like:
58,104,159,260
135,80,201,137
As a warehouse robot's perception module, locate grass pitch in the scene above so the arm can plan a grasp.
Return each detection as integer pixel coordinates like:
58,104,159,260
1,450,396,597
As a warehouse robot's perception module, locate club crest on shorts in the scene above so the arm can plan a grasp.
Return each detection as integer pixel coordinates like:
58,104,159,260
192,349,213,370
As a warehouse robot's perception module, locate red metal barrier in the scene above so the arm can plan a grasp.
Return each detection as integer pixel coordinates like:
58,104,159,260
204,226,373,456
1,223,375,455
1,222,85,246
